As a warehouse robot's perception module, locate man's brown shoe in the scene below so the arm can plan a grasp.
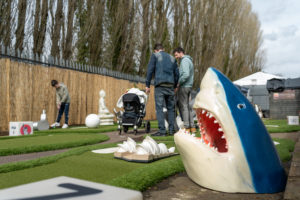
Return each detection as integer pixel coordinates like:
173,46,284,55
190,127,197,133
185,128,191,133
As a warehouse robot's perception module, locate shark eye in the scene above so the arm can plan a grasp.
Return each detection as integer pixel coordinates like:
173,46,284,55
237,103,246,110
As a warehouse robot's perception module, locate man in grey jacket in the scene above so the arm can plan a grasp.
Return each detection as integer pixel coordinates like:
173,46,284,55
173,47,196,133
50,80,71,129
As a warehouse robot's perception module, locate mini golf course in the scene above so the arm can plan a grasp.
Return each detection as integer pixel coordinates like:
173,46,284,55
0,120,298,194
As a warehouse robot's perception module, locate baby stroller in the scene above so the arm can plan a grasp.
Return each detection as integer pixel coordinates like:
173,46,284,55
115,89,151,135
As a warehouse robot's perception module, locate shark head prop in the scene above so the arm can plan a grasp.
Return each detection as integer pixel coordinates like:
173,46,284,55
174,67,286,193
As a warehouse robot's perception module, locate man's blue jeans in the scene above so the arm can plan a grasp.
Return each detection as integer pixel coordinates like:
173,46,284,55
154,86,175,134
56,103,70,125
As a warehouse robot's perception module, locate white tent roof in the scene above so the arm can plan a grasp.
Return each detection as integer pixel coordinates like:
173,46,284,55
234,72,284,86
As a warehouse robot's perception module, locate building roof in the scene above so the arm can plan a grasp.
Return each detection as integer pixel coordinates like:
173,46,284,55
233,72,284,86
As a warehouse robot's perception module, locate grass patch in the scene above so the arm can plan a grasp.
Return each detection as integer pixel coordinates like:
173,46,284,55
0,142,180,190
272,138,296,162
147,135,175,141
0,143,117,174
264,119,300,133
0,134,109,156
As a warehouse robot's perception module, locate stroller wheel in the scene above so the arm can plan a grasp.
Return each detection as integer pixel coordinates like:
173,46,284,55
145,121,151,133
123,126,128,133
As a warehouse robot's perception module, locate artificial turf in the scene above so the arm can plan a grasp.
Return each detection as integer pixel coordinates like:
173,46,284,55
0,137,294,191
0,134,109,156
272,138,296,162
264,119,300,133
0,143,181,190
0,119,297,191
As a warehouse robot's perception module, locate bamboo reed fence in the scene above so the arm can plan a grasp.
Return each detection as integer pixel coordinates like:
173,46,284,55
0,58,156,132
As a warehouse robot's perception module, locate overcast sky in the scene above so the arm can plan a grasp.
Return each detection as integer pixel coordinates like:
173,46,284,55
249,0,300,78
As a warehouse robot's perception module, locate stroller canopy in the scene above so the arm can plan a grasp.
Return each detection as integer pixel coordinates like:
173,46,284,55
123,93,140,104
117,88,148,108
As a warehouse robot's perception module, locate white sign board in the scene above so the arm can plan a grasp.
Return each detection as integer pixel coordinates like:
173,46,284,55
9,122,33,136
0,176,142,200
287,116,299,125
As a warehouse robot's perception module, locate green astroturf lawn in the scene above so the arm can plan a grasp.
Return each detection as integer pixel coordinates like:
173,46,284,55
272,138,296,162
0,119,297,191
0,144,183,191
0,134,109,156
264,119,300,133
0,137,294,190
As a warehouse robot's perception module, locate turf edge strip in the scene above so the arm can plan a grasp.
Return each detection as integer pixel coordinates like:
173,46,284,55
108,158,185,191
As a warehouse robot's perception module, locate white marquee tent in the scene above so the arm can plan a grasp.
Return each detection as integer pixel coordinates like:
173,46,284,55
233,72,284,86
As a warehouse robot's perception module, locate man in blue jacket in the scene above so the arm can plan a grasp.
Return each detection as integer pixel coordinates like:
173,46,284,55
173,47,196,133
146,43,179,136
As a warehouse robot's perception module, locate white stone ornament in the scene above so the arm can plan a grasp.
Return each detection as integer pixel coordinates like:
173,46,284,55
98,90,114,125
85,114,100,128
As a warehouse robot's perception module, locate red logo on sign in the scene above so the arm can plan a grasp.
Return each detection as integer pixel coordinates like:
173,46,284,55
20,124,32,135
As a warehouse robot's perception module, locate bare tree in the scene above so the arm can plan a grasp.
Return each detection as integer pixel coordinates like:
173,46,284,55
33,0,49,55
138,0,151,75
62,0,76,59
0,1,12,47
50,0,63,58
0,0,264,83
15,0,27,51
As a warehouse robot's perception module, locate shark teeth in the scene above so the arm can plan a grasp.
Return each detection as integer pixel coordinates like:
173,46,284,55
195,108,228,153
177,129,220,153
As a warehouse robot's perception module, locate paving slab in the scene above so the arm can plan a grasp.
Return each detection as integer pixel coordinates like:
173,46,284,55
284,135,300,200
288,161,300,177
284,177,300,200
143,172,284,200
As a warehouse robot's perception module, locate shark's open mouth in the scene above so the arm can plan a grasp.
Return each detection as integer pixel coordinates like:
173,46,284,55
195,108,228,153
